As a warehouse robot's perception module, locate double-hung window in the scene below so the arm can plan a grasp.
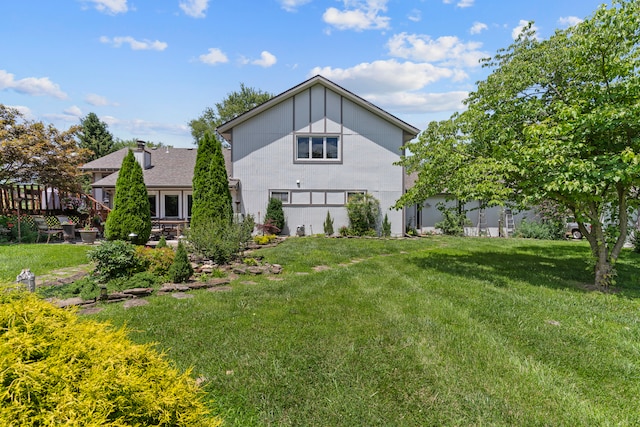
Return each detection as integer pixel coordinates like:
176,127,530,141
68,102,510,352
296,136,340,161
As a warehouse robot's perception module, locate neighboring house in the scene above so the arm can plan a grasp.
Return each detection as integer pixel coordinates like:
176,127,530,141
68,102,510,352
81,141,215,220
217,75,420,236
404,173,534,237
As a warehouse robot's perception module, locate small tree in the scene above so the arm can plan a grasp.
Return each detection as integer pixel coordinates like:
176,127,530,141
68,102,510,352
104,150,151,244
346,193,380,236
323,211,335,236
190,132,233,232
168,240,193,283
381,213,391,238
265,197,285,234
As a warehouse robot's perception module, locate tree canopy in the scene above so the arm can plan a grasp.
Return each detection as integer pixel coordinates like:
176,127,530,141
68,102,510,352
77,112,115,161
189,83,273,144
0,105,90,191
396,0,640,287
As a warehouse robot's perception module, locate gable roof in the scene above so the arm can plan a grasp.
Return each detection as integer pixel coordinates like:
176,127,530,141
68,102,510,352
81,146,200,188
82,144,236,187
217,75,420,144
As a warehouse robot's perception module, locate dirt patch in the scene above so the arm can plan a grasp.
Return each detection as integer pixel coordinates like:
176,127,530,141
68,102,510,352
312,265,331,272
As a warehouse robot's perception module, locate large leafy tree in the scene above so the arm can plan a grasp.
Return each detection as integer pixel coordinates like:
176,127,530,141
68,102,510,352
77,112,115,161
189,83,273,144
104,150,151,244
0,105,90,191
396,0,640,287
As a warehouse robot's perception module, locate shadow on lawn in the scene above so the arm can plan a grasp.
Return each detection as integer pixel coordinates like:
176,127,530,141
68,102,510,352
407,242,640,297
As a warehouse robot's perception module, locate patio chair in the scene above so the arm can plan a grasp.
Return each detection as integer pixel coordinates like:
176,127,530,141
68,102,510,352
33,216,63,243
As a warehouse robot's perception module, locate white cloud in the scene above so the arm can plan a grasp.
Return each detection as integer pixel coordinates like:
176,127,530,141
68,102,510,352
443,0,473,7
198,48,229,65
83,0,128,14
323,0,390,31
558,16,582,27
64,105,83,117
310,59,459,93
469,22,487,34
387,33,486,68
367,91,468,113
309,61,469,114
0,70,67,99
512,19,539,40
85,93,118,107
252,51,277,68
408,9,421,22
278,0,311,12
7,105,33,119
179,0,209,18
100,36,168,51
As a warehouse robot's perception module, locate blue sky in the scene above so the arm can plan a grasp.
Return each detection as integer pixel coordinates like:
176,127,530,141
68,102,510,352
2,0,608,147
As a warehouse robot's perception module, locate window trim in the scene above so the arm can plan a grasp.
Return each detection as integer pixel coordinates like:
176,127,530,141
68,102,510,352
270,191,290,204
295,134,342,163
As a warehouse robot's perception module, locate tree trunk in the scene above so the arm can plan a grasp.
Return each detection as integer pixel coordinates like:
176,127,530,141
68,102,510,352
594,245,614,288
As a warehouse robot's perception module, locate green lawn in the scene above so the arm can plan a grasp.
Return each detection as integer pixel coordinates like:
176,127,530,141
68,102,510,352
82,237,640,426
0,243,93,284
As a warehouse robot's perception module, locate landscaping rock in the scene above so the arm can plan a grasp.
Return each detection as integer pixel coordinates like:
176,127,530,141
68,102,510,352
55,297,87,308
269,264,283,274
79,307,104,315
122,287,154,297
159,283,191,293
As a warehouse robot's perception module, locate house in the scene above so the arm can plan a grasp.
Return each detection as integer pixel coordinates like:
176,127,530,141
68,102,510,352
81,141,207,219
403,173,533,237
217,75,420,236
82,76,420,236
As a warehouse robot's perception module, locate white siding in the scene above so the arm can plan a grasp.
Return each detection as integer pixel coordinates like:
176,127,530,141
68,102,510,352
233,83,406,236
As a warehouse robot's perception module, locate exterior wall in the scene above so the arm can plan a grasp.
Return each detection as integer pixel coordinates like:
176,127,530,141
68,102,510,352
410,196,534,237
232,84,406,236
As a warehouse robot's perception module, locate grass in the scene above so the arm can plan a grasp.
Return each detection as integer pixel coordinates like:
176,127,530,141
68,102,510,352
77,236,640,426
0,243,93,284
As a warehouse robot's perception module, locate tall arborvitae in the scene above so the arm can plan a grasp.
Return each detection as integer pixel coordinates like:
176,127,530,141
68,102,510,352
104,150,151,244
190,132,232,231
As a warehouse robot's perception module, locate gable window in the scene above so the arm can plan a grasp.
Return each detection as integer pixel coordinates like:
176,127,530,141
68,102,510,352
297,135,340,161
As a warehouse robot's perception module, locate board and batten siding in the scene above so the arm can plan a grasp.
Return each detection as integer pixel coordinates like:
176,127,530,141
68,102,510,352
232,83,406,236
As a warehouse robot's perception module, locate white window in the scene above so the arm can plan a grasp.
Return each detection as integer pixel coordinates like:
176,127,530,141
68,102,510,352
270,191,290,204
296,136,340,161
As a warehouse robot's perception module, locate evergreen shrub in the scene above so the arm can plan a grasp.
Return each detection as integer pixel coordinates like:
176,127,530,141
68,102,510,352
323,211,334,236
168,240,193,283
514,219,562,240
0,292,222,426
381,213,391,237
189,217,254,264
104,150,151,244
87,240,140,282
135,246,175,276
345,193,380,236
265,197,285,233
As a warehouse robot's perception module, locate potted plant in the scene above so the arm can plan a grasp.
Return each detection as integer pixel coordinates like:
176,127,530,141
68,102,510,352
78,224,98,244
